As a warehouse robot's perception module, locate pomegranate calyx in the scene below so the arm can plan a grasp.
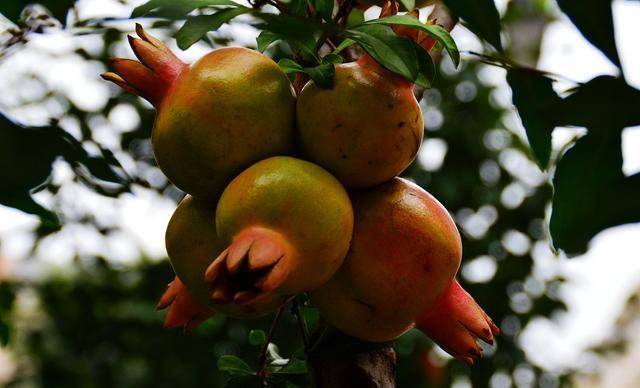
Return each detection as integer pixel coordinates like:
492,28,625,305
205,227,291,305
157,277,214,334
101,24,187,106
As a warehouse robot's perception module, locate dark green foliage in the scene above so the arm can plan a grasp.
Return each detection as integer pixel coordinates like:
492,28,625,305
0,0,76,25
506,68,560,169
443,0,503,51
556,0,621,68
0,114,129,230
551,130,640,255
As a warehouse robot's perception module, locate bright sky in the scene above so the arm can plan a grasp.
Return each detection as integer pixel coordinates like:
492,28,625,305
0,0,639,375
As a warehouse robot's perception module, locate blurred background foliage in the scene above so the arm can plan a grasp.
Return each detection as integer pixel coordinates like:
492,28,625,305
0,0,638,387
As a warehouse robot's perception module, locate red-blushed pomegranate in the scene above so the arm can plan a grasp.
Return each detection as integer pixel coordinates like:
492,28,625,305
205,156,354,305
310,178,497,363
157,195,288,331
295,6,438,188
296,55,423,188
102,24,295,199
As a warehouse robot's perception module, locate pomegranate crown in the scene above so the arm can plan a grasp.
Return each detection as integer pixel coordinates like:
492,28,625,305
101,24,187,106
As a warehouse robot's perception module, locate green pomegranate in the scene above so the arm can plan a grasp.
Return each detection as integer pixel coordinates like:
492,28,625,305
102,24,295,199
204,156,354,304
159,195,288,325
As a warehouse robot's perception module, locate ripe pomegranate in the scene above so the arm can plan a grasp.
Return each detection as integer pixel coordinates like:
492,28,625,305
102,24,295,199
296,57,423,188
295,6,435,188
310,178,497,363
161,195,287,324
205,156,354,305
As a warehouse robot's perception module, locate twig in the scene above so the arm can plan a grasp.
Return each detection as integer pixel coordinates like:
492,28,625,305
290,298,310,350
256,296,294,384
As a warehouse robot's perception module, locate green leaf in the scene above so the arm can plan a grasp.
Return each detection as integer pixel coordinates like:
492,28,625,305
0,113,127,227
256,31,279,52
556,0,621,69
332,38,355,54
398,0,415,12
550,129,640,255
176,7,251,50
346,8,364,28
270,359,308,375
217,355,255,376
255,13,323,60
345,24,419,83
442,0,502,51
248,329,266,346
314,0,334,22
322,53,343,64
288,0,308,16
0,320,8,346
506,68,561,169
278,59,335,89
555,76,640,129
132,0,239,18
364,15,460,67
412,40,435,88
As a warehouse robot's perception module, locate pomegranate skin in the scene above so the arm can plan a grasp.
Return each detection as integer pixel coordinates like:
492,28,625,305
311,178,461,341
296,56,424,188
209,156,354,298
103,26,295,200
165,195,287,319
153,47,295,199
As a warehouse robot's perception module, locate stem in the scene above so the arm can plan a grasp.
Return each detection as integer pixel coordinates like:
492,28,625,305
290,298,310,350
256,297,293,384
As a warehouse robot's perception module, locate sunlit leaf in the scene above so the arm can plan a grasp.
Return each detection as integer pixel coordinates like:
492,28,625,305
132,0,239,18
364,15,460,66
345,24,419,83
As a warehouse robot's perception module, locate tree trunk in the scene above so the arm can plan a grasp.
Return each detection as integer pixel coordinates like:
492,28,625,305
309,346,397,388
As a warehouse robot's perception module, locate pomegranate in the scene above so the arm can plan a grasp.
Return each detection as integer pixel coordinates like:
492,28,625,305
102,24,295,199
295,6,436,188
205,156,354,304
158,195,288,330
310,178,497,363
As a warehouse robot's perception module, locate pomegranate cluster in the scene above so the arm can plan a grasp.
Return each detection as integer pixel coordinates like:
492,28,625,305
103,16,497,365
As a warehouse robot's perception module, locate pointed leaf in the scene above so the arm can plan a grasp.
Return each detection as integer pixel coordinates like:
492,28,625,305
176,7,251,50
132,0,239,18
506,68,561,169
314,0,334,22
364,15,460,66
556,0,621,68
217,355,255,376
345,24,419,82
556,76,640,128
256,31,279,52
550,129,640,255
442,0,502,51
